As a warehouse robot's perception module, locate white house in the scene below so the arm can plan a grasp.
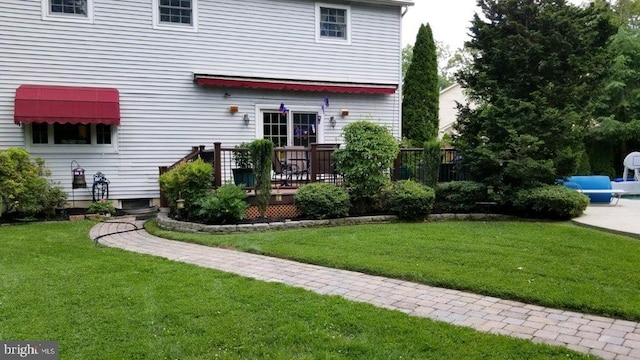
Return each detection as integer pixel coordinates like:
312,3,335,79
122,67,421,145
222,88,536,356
0,0,413,208
438,83,467,138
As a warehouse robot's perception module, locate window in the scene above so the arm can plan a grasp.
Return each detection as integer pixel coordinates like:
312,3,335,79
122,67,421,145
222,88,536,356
50,0,86,15
262,111,318,148
53,123,91,144
153,0,198,32
32,123,49,144
316,3,351,44
27,123,117,152
42,0,94,23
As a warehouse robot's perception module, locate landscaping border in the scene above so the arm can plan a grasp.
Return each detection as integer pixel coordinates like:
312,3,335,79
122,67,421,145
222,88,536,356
156,209,512,235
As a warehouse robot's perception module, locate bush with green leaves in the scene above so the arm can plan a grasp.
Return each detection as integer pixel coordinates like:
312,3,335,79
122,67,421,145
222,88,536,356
512,185,589,220
294,183,350,220
158,158,212,219
384,180,435,221
334,120,399,214
195,184,249,224
434,181,489,213
0,148,67,218
87,200,116,215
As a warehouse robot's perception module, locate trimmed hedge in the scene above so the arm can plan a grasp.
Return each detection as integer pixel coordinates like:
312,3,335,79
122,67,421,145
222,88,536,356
434,181,488,213
512,185,589,220
295,183,350,219
385,180,435,221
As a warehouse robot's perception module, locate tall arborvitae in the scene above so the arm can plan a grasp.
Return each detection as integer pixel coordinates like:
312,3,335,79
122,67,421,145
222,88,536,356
402,23,439,145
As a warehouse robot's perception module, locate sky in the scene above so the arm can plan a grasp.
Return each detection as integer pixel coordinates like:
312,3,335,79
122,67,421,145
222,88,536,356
402,0,586,49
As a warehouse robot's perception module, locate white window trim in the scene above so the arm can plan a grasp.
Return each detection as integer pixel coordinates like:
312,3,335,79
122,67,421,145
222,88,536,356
315,2,351,45
41,0,94,24
255,104,324,145
152,0,199,33
23,123,119,154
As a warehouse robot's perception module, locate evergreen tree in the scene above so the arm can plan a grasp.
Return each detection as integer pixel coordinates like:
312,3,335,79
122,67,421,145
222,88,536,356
402,24,439,145
587,0,640,176
454,0,615,191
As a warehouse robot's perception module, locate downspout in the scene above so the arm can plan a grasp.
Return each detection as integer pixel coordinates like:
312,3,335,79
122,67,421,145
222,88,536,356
401,6,409,17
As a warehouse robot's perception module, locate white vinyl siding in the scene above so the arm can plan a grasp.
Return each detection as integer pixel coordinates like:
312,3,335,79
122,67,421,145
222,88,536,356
1,0,402,201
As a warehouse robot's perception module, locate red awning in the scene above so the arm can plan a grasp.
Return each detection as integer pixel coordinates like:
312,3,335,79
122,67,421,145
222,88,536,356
194,74,397,95
14,85,120,125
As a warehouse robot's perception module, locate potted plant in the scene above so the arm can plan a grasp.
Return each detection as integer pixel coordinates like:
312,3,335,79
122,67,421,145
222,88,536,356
232,142,255,187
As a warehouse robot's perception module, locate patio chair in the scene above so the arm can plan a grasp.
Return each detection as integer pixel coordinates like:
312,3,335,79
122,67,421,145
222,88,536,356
284,146,309,181
272,151,291,186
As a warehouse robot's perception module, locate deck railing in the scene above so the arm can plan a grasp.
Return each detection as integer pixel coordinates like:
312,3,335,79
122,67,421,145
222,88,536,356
159,143,464,206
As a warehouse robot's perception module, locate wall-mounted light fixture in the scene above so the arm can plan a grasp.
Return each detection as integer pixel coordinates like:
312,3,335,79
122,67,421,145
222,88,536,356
242,113,250,126
229,105,239,114
329,116,336,128
341,109,350,117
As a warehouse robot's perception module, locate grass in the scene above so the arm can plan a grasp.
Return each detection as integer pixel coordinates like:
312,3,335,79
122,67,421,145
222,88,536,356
0,221,593,359
146,220,640,322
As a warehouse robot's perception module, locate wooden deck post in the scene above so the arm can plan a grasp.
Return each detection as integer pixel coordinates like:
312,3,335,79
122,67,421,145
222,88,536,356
310,143,318,183
214,142,222,188
159,166,168,207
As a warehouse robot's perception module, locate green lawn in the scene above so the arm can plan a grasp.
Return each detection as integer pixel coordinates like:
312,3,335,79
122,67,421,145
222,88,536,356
147,220,640,322
0,221,593,359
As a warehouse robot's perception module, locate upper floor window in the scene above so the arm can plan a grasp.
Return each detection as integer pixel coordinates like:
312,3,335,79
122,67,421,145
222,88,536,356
316,3,351,44
153,0,198,32
42,0,94,23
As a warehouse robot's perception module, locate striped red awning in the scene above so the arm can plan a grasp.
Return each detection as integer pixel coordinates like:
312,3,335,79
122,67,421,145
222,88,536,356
14,85,120,125
194,74,397,95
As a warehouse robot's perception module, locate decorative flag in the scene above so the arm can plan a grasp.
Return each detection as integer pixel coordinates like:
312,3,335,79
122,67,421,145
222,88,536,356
279,103,288,116
324,98,330,107
311,124,316,134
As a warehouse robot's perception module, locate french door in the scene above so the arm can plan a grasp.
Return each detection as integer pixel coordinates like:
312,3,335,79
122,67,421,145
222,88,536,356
262,111,318,147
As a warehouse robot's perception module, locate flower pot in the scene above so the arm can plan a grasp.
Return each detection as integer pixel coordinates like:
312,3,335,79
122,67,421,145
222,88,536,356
232,168,255,187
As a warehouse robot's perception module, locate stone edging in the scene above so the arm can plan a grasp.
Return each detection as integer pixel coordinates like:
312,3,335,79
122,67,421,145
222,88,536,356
156,210,512,235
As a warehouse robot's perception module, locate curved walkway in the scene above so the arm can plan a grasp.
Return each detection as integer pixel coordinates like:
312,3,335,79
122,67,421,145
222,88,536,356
90,215,640,360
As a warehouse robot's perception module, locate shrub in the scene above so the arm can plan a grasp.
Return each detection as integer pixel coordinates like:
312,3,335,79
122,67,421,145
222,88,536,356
87,200,116,215
334,120,399,214
195,184,249,224
434,181,489,213
158,158,213,219
422,139,441,187
512,185,589,220
295,183,350,219
248,139,273,218
0,148,67,218
384,180,435,221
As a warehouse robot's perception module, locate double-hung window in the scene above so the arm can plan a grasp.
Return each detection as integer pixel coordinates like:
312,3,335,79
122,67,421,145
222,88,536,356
153,0,198,32
316,3,351,44
42,0,94,23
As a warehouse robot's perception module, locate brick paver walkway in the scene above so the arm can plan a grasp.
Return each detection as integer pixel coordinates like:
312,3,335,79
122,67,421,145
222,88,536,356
90,218,640,360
